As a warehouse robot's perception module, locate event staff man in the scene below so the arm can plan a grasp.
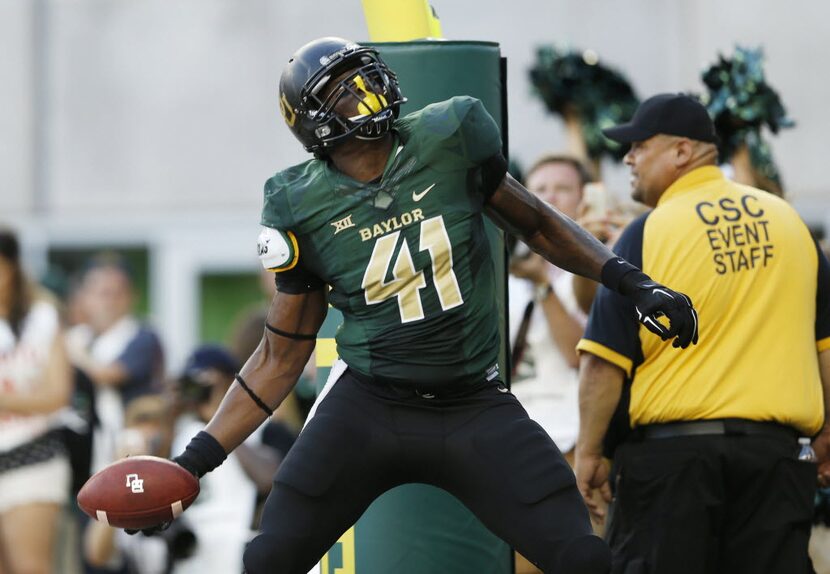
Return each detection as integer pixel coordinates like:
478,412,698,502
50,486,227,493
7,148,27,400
575,93,830,574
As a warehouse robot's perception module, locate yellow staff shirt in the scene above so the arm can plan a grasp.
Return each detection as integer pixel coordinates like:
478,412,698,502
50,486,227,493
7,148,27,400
577,166,830,435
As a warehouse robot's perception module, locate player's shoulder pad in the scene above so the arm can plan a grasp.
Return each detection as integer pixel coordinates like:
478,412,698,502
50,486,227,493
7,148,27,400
257,226,299,272
261,158,322,231
399,96,486,138
402,96,501,167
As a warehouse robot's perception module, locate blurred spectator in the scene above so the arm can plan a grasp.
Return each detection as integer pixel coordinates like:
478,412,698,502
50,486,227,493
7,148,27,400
0,229,72,574
66,254,164,473
572,188,642,315
84,395,187,574
170,345,279,573
508,154,593,457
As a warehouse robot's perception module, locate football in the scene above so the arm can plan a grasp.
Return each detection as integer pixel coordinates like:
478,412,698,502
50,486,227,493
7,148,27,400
77,456,200,529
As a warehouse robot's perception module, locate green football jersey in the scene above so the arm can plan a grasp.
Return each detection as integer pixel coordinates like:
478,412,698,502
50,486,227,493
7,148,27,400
261,96,504,386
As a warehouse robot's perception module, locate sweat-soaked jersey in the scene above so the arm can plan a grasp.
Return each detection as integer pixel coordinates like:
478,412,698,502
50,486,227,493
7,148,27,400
260,96,504,386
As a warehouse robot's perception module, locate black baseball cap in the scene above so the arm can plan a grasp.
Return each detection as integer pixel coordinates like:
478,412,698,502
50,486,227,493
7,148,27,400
181,345,239,382
603,93,719,144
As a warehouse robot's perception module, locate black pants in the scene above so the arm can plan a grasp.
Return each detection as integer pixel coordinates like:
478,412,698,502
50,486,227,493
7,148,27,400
606,432,816,574
243,369,610,574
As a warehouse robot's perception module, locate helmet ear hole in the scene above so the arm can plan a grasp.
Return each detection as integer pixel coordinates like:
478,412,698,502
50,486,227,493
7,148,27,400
278,37,407,154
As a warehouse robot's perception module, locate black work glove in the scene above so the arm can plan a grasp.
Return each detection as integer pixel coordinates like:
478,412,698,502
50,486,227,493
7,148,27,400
625,275,699,349
125,456,199,536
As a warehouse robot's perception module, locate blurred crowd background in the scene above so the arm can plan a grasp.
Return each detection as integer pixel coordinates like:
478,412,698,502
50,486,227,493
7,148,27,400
2,0,830,572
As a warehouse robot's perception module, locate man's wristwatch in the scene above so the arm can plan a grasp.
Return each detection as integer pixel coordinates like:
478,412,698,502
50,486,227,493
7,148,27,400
534,282,553,302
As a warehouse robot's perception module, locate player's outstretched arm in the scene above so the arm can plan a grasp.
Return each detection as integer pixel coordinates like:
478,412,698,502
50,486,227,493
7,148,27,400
205,288,327,454
485,172,698,348
172,288,327,483
486,172,613,281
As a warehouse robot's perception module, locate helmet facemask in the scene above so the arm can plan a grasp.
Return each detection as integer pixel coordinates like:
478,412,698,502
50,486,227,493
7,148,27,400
303,55,404,150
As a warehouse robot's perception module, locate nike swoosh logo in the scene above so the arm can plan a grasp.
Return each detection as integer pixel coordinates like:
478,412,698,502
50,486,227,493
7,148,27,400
412,184,436,202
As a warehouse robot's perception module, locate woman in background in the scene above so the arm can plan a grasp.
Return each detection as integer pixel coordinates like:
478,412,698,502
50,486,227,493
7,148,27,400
0,229,72,574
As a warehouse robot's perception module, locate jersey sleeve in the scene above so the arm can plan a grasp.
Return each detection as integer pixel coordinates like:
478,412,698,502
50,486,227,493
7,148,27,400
815,239,830,350
258,171,302,273
258,170,326,293
576,213,649,377
257,226,299,273
260,173,295,230
256,226,325,293
453,96,504,166
442,97,507,200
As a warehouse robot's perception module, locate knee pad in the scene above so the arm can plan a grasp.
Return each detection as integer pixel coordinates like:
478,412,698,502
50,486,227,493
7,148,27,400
554,534,612,574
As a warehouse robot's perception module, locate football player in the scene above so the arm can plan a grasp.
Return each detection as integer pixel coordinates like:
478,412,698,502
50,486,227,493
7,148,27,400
167,37,699,574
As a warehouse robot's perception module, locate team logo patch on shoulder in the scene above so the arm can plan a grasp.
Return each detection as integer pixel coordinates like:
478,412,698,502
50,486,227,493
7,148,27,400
331,214,355,235
257,227,298,272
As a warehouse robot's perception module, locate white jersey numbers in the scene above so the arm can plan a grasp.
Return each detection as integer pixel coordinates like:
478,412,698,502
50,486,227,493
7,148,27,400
362,215,463,323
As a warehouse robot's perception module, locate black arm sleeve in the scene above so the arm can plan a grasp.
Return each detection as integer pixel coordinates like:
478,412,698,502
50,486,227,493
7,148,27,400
478,152,508,200
274,261,326,294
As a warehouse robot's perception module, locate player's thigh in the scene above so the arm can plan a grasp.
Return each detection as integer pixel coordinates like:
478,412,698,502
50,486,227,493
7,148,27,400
443,392,607,572
0,502,61,574
244,376,397,574
245,473,388,574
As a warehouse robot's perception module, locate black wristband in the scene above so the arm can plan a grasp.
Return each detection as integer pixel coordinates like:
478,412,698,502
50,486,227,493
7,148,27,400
173,431,227,479
600,257,649,297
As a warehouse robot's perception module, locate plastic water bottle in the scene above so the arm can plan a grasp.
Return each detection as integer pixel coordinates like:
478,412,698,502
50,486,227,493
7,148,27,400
798,437,818,462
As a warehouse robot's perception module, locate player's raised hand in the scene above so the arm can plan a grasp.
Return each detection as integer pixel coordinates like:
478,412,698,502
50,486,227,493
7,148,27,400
629,278,699,348
602,258,699,349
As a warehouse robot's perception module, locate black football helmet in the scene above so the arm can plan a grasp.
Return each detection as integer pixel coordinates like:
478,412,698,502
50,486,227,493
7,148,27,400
278,37,406,155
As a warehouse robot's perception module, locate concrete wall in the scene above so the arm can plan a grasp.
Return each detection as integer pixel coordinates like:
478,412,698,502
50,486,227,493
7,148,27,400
0,1,35,215
2,0,827,368
1,0,825,223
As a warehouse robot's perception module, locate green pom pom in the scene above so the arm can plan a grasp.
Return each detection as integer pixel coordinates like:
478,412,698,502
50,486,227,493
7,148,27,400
701,45,793,183
529,45,639,162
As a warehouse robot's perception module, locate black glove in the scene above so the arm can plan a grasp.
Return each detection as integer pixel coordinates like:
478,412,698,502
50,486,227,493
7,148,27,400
626,275,699,349
601,257,699,349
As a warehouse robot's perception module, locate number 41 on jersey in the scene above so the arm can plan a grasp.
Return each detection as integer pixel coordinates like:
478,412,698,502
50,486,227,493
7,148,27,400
362,215,463,323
